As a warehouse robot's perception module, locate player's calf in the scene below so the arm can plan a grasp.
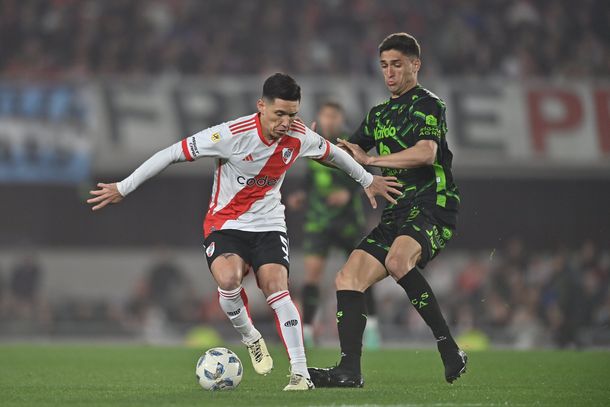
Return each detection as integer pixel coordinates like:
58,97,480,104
267,290,310,378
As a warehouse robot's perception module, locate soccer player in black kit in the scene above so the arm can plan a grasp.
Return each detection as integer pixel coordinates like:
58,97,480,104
308,33,467,387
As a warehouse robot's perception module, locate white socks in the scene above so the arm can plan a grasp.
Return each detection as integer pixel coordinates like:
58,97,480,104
267,290,309,378
218,286,261,344
219,287,309,378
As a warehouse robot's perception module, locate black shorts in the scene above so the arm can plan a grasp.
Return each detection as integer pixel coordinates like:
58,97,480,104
203,229,290,272
356,204,456,269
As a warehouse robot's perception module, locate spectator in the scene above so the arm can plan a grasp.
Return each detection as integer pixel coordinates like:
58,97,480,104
7,252,44,320
0,0,607,78
126,247,199,343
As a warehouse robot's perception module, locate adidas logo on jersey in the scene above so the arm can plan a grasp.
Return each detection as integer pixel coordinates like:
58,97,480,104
242,154,254,161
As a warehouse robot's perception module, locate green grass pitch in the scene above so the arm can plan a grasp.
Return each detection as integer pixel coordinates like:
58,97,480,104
1,344,609,406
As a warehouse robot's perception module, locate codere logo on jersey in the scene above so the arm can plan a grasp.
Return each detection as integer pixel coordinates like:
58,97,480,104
236,175,279,187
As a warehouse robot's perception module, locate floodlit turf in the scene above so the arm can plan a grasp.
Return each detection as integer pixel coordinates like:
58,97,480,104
1,344,609,406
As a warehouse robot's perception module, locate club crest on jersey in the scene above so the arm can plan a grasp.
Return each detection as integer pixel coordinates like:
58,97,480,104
205,242,215,257
282,148,294,164
210,132,221,143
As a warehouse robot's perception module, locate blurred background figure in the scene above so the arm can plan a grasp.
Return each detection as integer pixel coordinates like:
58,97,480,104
0,0,608,349
127,246,199,344
6,251,49,324
0,264,6,319
287,102,380,349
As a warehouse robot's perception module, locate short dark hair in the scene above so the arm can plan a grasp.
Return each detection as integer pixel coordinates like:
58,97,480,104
319,101,344,114
378,32,420,58
262,73,301,102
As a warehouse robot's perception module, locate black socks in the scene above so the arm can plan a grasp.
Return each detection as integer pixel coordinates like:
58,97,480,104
364,286,377,316
397,268,458,353
334,269,456,375
336,290,366,373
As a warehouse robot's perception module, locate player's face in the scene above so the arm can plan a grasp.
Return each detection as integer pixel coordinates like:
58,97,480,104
257,98,299,141
317,106,345,139
380,49,420,98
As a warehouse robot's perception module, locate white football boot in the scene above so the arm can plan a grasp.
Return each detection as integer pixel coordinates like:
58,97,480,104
283,373,315,391
244,337,273,375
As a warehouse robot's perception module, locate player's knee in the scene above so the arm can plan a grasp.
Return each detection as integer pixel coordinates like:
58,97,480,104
215,273,242,291
335,268,361,291
384,255,401,277
260,279,286,295
385,251,419,279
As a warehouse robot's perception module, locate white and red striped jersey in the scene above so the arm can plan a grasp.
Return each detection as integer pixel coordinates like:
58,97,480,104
181,113,331,237
117,112,372,238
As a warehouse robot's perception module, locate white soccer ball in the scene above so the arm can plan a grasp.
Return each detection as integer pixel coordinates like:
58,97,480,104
195,347,243,390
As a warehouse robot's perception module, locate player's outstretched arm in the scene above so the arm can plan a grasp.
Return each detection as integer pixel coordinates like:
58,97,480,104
323,143,401,209
87,183,123,211
337,138,437,169
335,138,370,164
86,142,186,211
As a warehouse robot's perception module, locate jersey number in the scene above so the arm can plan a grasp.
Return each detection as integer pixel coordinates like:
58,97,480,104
280,235,289,263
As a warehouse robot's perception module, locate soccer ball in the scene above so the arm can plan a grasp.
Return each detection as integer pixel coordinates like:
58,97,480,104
195,347,243,390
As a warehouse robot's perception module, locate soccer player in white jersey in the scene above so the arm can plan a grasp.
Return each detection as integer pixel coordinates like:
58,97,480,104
87,73,402,391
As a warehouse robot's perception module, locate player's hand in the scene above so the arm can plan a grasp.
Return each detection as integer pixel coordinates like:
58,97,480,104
364,175,402,209
337,138,372,165
286,190,306,210
326,189,351,207
87,182,123,211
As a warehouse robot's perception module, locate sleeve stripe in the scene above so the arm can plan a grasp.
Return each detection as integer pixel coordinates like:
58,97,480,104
319,139,331,161
181,138,194,161
232,124,257,135
229,118,256,132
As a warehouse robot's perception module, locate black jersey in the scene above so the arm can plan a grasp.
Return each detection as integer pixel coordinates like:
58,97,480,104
303,135,365,234
350,84,459,225
304,158,364,232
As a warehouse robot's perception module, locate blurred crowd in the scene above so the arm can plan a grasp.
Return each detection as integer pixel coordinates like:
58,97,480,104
1,0,608,79
1,240,608,348
445,239,610,348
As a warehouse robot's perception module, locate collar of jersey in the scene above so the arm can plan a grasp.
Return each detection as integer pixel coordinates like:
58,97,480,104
255,113,276,146
390,84,421,104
